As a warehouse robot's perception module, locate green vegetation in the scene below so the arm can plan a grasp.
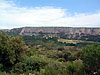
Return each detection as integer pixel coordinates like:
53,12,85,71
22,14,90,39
0,32,100,75
82,44,100,74
80,35,100,42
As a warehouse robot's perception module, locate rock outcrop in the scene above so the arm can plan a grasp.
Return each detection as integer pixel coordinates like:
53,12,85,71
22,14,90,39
9,27,100,36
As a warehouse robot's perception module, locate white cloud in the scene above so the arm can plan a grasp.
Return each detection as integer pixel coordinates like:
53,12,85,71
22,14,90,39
0,0,100,29
0,25,8,29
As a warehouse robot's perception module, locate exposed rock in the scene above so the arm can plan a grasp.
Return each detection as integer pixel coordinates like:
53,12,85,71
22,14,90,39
9,27,100,36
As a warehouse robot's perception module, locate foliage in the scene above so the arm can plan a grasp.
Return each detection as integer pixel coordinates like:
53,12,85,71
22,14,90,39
0,32,28,71
82,44,100,74
23,35,65,49
0,64,3,71
12,55,52,74
0,32,99,75
36,61,68,75
81,35,100,42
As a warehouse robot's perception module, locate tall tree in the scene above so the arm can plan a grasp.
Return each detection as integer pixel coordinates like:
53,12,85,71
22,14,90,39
0,32,28,71
82,44,100,74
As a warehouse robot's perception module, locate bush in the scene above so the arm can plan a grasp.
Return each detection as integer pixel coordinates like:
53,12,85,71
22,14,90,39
0,32,28,72
82,44,100,74
66,60,84,75
0,64,3,71
36,61,67,75
13,55,51,74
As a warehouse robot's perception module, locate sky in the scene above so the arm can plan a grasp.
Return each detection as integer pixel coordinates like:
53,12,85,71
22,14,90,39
0,0,100,29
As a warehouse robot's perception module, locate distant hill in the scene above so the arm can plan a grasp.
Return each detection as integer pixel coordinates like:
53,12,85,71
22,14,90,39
9,27,100,36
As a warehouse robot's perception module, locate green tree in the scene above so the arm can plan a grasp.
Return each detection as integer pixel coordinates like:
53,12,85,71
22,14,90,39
0,32,28,71
82,44,100,74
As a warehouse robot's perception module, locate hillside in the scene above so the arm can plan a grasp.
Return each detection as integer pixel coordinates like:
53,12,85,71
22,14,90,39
9,27,100,36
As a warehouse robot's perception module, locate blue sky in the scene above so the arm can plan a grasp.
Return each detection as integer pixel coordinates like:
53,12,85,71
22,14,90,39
0,0,100,29
15,0,100,14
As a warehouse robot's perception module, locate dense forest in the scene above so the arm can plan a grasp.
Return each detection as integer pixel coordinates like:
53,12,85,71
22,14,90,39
0,31,100,75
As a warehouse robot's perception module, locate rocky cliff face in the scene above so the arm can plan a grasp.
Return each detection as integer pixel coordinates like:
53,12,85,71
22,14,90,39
9,27,100,36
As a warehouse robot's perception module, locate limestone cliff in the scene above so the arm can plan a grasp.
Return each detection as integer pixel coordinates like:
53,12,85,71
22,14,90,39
9,27,100,36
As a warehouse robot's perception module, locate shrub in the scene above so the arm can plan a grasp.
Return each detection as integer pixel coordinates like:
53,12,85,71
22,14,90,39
82,44,100,74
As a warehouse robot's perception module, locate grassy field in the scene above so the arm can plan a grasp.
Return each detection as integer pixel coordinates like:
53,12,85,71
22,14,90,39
58,39,100,44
